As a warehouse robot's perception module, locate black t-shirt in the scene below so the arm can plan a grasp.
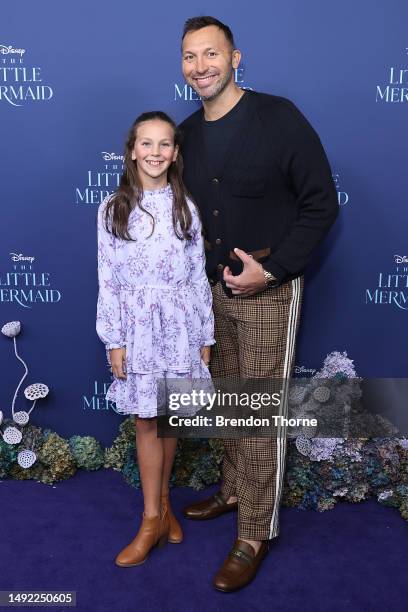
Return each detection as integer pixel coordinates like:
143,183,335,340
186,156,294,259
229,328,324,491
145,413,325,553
202,90,251,177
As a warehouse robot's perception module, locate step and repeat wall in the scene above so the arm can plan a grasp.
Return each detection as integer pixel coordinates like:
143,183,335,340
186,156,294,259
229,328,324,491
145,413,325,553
1,1,407,445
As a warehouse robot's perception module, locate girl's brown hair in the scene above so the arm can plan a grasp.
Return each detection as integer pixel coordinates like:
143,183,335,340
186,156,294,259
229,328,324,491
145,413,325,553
104,111,192,241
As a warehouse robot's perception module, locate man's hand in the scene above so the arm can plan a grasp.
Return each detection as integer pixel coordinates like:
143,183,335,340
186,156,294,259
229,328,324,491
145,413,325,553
201,345,211,366
223,248,269,296
109,347,127,379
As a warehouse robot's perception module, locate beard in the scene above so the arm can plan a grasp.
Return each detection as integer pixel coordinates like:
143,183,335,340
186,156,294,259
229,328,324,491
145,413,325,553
190,66,234,101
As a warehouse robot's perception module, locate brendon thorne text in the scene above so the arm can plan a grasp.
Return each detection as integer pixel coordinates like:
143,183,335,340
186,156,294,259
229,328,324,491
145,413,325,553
167,415,317,428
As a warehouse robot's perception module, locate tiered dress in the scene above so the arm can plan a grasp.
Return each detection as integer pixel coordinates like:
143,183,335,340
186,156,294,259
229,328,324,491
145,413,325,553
96,184,215,417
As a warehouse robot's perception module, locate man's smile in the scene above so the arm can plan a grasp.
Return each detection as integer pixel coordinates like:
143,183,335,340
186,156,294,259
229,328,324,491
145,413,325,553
193,74,218,87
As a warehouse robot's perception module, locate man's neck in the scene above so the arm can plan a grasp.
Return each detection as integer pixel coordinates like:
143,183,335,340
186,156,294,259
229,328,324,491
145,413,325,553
203,83,245,121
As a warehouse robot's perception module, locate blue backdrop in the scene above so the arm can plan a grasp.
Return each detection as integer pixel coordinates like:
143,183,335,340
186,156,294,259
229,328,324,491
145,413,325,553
1,0,407,446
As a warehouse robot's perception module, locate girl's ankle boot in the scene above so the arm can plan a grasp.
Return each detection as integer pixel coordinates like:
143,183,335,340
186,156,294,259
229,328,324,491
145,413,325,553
115,511,169,567
161,492,183,544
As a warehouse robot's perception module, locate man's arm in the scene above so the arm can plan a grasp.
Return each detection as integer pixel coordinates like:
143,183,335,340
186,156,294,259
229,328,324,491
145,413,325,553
261,98,339,286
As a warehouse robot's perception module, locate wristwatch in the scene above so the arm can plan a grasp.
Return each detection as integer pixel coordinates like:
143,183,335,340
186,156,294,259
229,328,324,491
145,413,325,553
262,268,278,288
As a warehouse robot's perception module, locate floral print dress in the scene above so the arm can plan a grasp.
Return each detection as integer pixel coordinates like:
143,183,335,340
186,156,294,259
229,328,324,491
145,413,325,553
96,184,215,417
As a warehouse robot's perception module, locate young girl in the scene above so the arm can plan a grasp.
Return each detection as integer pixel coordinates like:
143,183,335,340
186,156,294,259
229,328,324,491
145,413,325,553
96,111,214,567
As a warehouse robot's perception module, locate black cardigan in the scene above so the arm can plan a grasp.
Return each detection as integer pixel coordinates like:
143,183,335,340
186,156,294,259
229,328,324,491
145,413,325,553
179,90,339,289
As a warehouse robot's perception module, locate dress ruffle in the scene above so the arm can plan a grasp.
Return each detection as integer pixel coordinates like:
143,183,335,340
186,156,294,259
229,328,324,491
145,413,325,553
106,360,213,417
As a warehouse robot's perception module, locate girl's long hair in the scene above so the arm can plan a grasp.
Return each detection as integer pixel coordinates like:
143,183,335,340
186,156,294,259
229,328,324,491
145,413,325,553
104,111,192,241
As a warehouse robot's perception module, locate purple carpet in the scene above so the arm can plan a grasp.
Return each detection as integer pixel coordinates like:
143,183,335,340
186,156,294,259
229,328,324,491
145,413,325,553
1,469,406,612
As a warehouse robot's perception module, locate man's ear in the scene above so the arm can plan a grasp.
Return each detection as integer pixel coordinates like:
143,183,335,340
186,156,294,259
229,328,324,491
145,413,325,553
232,49,241,70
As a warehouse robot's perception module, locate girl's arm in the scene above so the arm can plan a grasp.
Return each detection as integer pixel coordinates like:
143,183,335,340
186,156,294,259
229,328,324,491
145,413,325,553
96,197,125,352
185,203,215,348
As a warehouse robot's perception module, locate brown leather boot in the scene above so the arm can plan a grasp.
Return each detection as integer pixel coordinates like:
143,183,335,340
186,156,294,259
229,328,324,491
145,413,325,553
161,492,183,544
115,510,170,567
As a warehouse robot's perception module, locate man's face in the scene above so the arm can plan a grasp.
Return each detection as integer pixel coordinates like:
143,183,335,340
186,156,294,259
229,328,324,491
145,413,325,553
182,25,240,101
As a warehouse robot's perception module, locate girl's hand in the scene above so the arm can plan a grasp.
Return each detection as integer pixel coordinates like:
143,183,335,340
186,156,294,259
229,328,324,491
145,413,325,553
109,347,127,379
201,346,211,366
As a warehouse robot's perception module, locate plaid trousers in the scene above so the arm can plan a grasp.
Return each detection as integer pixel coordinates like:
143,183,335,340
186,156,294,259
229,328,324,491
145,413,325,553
210,278,303,540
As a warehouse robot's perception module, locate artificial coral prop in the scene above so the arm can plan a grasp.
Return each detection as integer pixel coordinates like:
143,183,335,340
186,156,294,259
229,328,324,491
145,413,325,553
1,322,49,467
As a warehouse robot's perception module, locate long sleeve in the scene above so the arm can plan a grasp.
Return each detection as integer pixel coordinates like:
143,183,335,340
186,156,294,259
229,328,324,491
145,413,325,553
185,202,215,346
96,197,125,350
261,99,339,285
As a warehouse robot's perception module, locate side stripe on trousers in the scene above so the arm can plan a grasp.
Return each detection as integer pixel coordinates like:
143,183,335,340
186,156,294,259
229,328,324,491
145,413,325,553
268,277,301,539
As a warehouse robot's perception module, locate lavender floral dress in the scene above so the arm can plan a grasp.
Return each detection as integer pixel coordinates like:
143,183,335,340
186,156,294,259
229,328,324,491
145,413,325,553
96,184,215,417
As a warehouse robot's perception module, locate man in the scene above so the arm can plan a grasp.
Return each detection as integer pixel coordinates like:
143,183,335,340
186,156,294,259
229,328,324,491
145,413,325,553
179,16,338,592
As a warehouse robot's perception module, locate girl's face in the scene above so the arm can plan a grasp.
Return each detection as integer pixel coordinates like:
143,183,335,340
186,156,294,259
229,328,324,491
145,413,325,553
131,119,178,189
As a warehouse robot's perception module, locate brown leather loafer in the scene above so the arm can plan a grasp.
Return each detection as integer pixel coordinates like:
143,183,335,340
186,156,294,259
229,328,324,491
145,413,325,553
183,491,238,520
213,539,269,592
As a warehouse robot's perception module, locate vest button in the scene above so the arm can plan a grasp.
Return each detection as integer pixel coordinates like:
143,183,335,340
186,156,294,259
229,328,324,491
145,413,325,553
213,209,219,216
217,263,224,271
215,238,222,245
212,177,219,184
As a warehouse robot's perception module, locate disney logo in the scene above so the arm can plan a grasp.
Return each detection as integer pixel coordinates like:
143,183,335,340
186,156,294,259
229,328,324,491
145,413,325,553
0,45,26,56
101,152,124,162
294,366,316,375
10,252,35,263
394,255,408,264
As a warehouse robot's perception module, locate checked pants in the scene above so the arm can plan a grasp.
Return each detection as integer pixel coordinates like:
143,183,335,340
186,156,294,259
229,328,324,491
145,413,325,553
209,278,303,540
